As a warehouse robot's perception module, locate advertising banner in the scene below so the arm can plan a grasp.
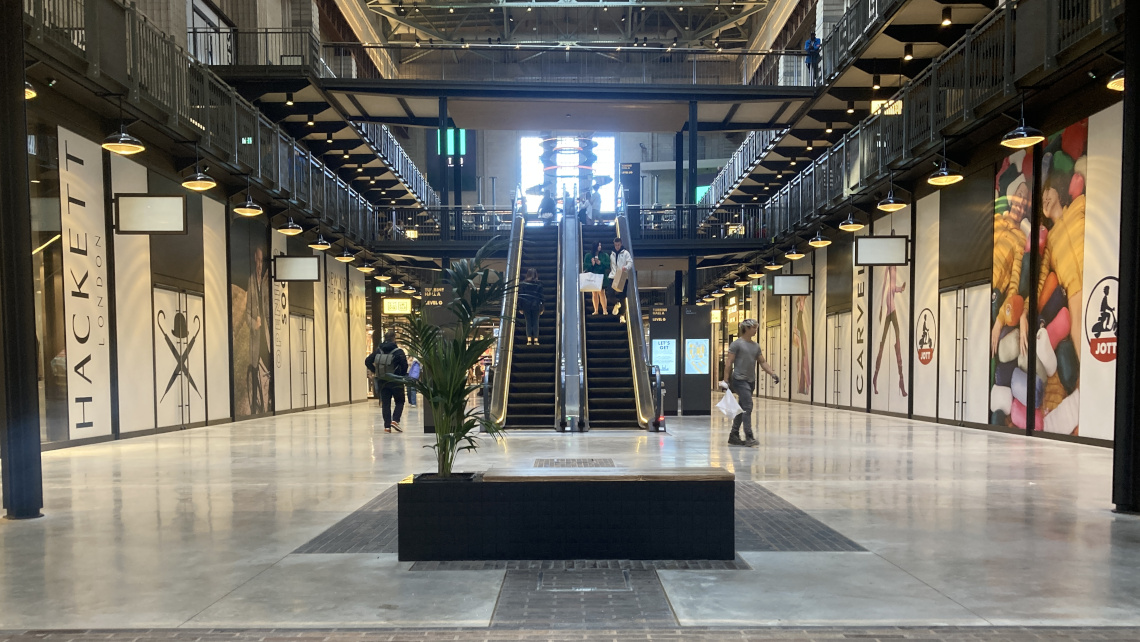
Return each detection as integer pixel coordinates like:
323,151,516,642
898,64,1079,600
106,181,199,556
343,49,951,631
57,127,112,438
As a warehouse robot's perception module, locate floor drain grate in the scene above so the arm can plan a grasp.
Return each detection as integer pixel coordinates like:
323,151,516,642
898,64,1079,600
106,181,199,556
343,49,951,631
534,458,616,467
537,569,632,592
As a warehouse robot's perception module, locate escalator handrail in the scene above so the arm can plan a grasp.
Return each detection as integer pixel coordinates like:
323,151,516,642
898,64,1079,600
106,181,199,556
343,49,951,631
615,213,655,429
555,214,587,430
488,186,527,425
577,220,590,431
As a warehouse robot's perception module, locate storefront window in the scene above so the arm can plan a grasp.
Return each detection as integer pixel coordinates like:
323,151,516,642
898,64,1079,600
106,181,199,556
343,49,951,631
28,122,69,443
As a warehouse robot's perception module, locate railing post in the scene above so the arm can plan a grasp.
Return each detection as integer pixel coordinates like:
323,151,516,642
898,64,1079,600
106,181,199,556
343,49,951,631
1045,0,1059,70
963,31,974,121
1003,3,1015,96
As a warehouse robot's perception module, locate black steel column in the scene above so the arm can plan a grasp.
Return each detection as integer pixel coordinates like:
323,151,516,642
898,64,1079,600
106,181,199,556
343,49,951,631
687,100,698,205
674,131,683,205
438,97,449,241
452,136,462,207
1113,5,1140,513
687,254,697,305
674,270,683,307
0,0,44,519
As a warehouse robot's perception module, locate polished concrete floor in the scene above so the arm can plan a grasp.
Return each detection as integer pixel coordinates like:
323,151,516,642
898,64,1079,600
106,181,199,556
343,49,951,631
1,398,1139,630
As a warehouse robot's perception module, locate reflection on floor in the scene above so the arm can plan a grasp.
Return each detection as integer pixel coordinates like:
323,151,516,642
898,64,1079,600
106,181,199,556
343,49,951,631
0,398,1139,631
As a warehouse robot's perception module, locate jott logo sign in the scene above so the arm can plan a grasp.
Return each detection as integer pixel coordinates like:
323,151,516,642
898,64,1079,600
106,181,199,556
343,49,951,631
1085,276,1118,363
916,308,936,366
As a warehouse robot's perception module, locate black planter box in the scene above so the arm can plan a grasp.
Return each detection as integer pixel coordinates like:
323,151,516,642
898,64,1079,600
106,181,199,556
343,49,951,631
397,467,734,561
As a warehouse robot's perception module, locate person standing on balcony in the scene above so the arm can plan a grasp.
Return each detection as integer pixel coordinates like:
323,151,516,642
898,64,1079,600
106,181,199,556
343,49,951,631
804,31,821,81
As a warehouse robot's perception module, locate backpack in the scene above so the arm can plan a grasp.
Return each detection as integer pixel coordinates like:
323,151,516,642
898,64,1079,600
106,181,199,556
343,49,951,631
373,350,397,378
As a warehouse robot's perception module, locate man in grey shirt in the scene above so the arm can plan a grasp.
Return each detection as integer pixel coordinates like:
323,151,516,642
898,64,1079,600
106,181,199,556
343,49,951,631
721,318,779,447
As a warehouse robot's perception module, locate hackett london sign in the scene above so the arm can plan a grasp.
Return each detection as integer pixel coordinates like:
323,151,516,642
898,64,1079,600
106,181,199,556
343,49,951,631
58,128,112,438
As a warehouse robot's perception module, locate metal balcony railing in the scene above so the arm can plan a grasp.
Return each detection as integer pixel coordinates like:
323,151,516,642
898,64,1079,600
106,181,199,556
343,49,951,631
23,0,439,243
703,0,1123,222
698,129,783,208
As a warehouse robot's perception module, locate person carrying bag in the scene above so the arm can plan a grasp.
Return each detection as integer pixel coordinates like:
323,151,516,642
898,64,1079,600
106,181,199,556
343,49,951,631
609,236,633,318
720,318,779,447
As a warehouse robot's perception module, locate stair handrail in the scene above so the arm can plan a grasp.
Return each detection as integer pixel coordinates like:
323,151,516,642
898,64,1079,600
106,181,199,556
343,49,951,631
488,186,527,425
615,213,656,429
556,213,587,430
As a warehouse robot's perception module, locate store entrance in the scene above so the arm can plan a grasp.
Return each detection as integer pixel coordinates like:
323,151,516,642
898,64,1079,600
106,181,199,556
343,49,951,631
937,285,990,425
826,312,852,408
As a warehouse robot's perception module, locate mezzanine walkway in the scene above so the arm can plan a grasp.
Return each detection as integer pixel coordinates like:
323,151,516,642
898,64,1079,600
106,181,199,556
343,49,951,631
0,398,1138,634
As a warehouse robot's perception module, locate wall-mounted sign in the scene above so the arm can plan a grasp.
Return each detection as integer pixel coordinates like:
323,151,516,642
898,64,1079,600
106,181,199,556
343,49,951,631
711,309,722,323
1086,276,1118,363
916,308,936,366
114,194,187,234
772,274,812,296
383,298,413,315
273,256,321,282
652,339,677,375
685,339,709,375
855,235,909,266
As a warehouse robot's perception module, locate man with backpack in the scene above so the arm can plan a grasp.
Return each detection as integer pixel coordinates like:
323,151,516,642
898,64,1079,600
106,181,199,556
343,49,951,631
366,330,408,433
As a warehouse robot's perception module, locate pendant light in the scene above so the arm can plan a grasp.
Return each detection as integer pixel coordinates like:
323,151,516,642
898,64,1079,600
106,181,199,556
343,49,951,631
356,264,376,273
234,177,263,217
308,234,331,251
1107,70,1125,91
877,171,907,212
711,290,726,298
24,82,36,100
747,270,765,279
1001,99,1045,149
182,144,216,191
808,231,831,248
928,139,963,187
941,7,952,26
401,287,416,294
377,273,393,281
335,247,355,263
839,213,865,232
735,278,751,287
696,300,708,306
277,217,303,236
723,284,737,292
903,43,914,61
763,257,781,271
389,279,405,289
785,246,805,261
102,97,145,155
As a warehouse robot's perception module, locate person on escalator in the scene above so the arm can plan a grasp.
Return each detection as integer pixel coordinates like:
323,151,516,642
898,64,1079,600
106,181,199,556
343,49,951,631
720,318,779,448
609,237,633,319
585,241,611,316
518,268,545,346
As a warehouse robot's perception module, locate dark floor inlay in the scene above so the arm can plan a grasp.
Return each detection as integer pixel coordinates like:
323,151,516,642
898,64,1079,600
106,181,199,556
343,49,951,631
293,486,398,554
490,569,677,629
735,481,865,552
534,457,616,467
295,482,862,555
409,555,752,571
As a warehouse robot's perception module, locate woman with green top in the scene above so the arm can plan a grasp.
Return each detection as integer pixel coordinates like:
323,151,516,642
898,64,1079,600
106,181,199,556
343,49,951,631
584,241,610,315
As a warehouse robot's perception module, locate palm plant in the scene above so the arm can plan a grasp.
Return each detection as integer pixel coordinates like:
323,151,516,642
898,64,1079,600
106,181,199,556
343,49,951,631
390,240,510,478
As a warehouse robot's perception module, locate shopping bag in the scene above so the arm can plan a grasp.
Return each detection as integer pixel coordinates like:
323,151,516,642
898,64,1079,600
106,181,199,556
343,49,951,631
612,268,628,293
716,389,742,418
579,272,603,292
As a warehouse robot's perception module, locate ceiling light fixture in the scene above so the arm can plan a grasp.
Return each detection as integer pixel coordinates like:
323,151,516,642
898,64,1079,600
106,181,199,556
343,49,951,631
278,217,303,236
1001,98,1045,149
234,177,263,217
356,264,376,273
734,278,750,287
747,271,764,280
1108,69,1125,91
839,213,865,232
872,74,881,90
785,247,805,261
825,122,834,133
806,140,814,151
723,284,737,292
285,92,294,106
846,100,855,114
928,139,963,186
877,171,907,212
763,258,781,271
808,231,831,248
335,248,355,263
25,81,36,99
941,7,952,26
711,290,726,298
308,234,331,250
903,43,914,61
389,279,405,288
102,97,146,155
182,144,216,191
377,273,392,281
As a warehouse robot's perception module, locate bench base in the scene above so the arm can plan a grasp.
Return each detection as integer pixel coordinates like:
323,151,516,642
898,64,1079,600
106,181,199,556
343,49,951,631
397,469,735,561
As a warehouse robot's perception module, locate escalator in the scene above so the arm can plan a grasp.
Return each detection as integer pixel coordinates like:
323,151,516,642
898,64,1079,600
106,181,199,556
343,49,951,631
503,225,559,429
581,226,641,429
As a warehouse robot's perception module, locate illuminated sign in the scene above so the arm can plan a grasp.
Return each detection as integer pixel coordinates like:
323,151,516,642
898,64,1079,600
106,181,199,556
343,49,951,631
383,298,413,315
651,339,676,375
685,339,709,375
711,309,722,323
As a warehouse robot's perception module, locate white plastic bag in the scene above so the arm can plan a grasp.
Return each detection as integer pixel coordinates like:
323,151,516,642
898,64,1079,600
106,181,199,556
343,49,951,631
716,388,742,418
579,272,603,292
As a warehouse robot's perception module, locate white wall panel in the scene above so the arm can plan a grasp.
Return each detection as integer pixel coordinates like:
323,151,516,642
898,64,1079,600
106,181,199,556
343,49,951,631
870,209,911,413
912,194,940,419
271,232,291,412
314,255,329,406
110,154,156,434
812,248,827,405
1079,102,1123,441
202,197,231,422
57,128,112,438
348,268,368,402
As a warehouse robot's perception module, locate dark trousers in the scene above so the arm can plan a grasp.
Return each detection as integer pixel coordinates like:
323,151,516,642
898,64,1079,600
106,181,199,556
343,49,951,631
378,383,405,428
523,307,540,339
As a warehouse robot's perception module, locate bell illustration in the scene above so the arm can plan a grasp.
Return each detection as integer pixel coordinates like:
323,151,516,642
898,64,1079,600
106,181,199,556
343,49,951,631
173,311,189,339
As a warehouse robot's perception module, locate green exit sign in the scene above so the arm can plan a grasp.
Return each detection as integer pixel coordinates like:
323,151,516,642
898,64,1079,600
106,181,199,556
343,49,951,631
752,285,763,291
241,136,254,145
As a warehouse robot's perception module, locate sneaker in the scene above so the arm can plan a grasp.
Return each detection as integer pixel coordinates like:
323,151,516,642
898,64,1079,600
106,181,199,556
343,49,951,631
727,434,745,446
391,422,403,433
744,437,758,447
